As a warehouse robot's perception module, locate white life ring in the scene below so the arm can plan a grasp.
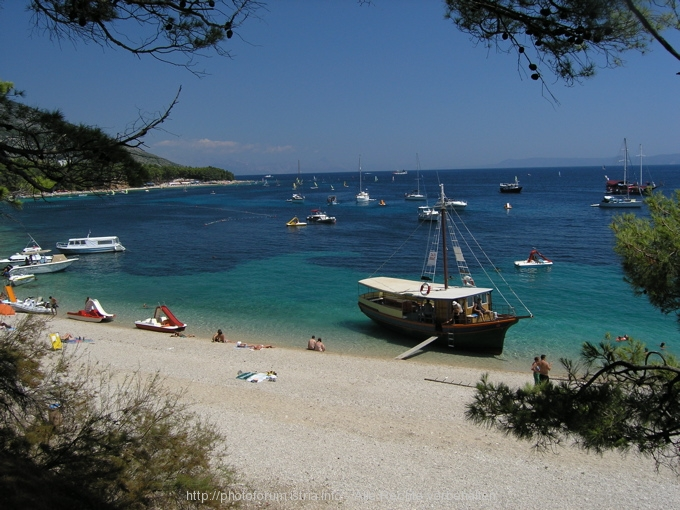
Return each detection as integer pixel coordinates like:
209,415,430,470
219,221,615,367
420,283,431,296
463,275,475,287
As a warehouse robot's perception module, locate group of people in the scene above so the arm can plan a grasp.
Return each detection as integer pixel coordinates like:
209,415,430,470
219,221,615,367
530,354,552,385
307,335,326,352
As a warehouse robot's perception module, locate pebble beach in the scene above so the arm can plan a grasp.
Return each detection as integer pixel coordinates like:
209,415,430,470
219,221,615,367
13,315,679,509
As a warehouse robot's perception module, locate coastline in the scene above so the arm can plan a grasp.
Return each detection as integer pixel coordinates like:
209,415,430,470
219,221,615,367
11,315,679,509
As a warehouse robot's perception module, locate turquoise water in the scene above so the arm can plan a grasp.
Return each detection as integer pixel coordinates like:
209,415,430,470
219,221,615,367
2,166,679,372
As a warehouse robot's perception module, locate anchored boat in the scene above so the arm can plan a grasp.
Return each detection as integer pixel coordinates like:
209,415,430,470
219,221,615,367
358,184,532,356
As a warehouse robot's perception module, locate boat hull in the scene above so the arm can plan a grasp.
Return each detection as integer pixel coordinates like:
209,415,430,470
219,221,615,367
358,300,518,356
514,261,553,267
67,311,115,323
134,323,186,333
8,258,77,275
9,302,53,314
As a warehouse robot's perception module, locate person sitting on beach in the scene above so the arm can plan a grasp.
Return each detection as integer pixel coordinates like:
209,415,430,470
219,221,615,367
314,338,326,352
61,333,74,340
212,329,226,343
307,335,317,350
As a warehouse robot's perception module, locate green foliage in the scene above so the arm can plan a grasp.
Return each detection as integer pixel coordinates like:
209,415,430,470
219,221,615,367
0,316,239,509
142,164,235,184
467,337,680,473
444,1,680,86
611,190,680,320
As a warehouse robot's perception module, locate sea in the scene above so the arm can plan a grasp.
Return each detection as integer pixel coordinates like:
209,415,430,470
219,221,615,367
2,165,679,373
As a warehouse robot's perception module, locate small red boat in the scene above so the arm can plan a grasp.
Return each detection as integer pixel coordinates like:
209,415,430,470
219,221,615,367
134,305,187,333
67,298,115,322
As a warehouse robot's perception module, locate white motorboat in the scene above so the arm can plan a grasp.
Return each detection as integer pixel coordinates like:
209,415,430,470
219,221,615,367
2,236,78,276
287,193,306,203
7,297,53,314
514,249,553,267
7,274,36,287
56,234,125,254
307,210,336,224
597,195,643,208
417,206,439,222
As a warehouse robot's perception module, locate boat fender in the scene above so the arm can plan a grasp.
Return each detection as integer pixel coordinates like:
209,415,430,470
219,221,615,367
420,283,431,296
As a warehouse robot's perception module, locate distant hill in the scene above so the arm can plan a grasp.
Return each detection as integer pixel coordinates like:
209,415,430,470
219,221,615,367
127,147,184,167
493,154,680,168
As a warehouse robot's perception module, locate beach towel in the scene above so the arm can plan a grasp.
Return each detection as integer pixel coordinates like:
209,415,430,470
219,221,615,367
236,371,256,380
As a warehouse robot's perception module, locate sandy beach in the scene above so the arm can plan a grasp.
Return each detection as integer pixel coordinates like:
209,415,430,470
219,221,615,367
18,315,680,509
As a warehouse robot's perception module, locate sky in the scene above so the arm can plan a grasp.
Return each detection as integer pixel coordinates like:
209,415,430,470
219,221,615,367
1,1,680,175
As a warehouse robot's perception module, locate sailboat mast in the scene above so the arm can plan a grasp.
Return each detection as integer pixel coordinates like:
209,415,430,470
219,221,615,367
623,138,628,186
439,184,449,290
358,155,362,192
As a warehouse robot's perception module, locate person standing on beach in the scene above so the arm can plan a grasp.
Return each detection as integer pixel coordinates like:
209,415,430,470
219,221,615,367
538,354,552,383
307,335,317,350
531,356,541,385
49,296,58,315
314,338,325,352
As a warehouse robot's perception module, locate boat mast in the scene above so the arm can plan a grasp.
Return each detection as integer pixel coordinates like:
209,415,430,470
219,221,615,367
623,138,628,186
439,184,449,290
358,155,362,192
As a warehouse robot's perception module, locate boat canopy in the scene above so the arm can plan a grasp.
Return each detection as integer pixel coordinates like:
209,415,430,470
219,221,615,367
359,276,492,301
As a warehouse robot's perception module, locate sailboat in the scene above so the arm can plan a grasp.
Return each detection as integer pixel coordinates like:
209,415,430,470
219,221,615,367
356,155,370,204
404,154,426,201
358,183,532,356
606,140,656,195
599,139,642,208
289,161,305,203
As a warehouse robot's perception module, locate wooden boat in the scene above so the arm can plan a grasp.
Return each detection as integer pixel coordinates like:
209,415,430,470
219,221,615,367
134,305,186,332
286,216,307,227
358,184,532,356
56,233,125,254
500,176,522,193
514,249,553,267
67,298,115,322
605,140,656,195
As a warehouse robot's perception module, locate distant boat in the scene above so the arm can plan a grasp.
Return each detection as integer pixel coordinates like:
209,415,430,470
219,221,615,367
393,169,408,175
264,174,273,178
287,194,305,203
514,249,553,267
500,176,522,193
597,195,643,208
404,154,426,201
290,161,305,201
356,155,370,204
417,205,439,222
327,195,338,206
605,139,656,195
306,209,336,224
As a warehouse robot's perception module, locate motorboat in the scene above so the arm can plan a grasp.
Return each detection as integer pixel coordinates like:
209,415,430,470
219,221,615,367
287,193,305,203
306,210,336,224
327,195,338,206
358,184,532,356
2,236,78,276
56,234,125,254
597,195,643,208
286,216,307,227
417,206,439,222
434,190,467,210
2,287,52,314
7,274,36,287
135,305,186,332
514,249,553,267
67,298,115,322
393,170,408,175
500,176,522,193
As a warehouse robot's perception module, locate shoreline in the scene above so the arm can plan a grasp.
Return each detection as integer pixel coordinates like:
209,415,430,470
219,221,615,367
5,314,678,509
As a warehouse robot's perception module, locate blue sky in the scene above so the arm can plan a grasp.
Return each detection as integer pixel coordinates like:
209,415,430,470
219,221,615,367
1,1,679,175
